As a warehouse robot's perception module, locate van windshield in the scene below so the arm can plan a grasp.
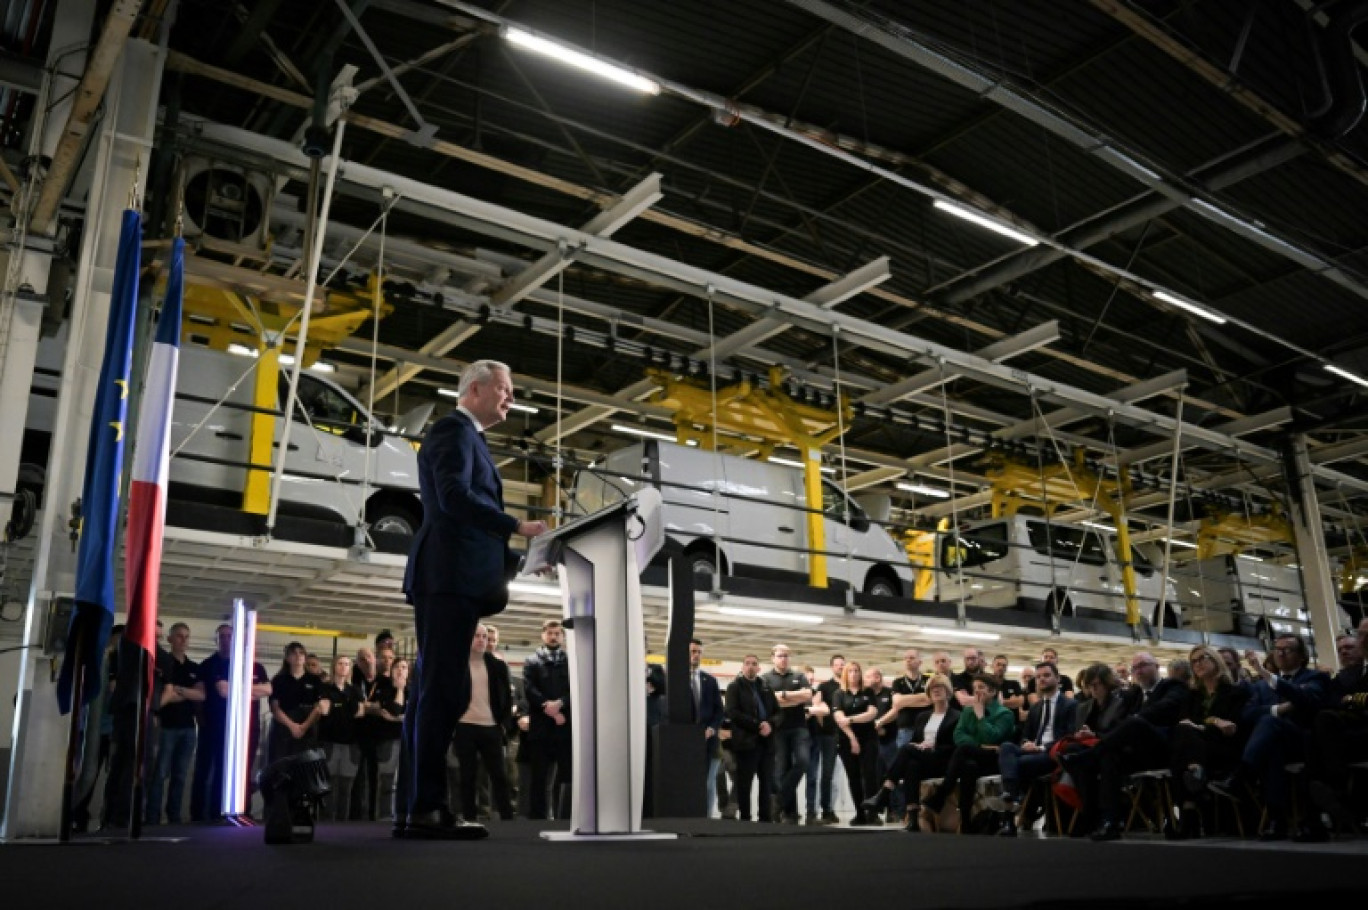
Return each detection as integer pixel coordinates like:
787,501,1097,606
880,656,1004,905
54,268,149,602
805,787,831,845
1027,521,1108,566
287,374,365,430
942,522,1009,569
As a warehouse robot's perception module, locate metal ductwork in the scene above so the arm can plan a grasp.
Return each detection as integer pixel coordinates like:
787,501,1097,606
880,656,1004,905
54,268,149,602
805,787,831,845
1308,0,1368,139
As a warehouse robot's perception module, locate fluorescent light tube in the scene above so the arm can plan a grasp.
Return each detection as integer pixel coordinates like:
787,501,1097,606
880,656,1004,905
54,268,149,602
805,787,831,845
933,199,1038,246
718,606,824,624
1152,290,1227,325
1326,364,1368,388
896,481,950,498
915,626,1000,642
1166,539,1198,549
509,402,540,414
1235,553,1264,562
1081,520,1118,533
768,456,835,474
611,423,677,443
505,27,661,95
227,343,259,358
508,580,559,597
438,388,460,399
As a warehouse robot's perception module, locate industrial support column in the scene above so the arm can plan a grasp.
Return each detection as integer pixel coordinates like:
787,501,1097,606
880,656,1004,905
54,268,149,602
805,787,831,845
3,37,164,840
1283,433,1344,666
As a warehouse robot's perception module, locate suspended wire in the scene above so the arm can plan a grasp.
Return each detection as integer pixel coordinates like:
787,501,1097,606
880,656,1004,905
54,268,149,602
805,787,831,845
553,259,566,527
1157,388,1188,642
936,361,968,624
831,327,850,524
358,199,388,545
706,284,723,588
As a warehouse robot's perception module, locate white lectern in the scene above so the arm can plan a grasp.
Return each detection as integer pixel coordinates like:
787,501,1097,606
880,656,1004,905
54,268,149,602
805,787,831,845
520,488,673,841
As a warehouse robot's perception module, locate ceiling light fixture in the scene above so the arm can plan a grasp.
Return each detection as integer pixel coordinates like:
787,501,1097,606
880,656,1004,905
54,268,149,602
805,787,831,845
509,402,540,414
438,387,459,399
932,199,1039,246
896,481,951,498
768,456,835,474
1152,290,1227,325
718,606,824,625
611,423,677,443
1326,364,1368,388
1166,539,1198,549
504,27,661,95
915,626,1001,642
1081,520,1118,533
226,343,258,358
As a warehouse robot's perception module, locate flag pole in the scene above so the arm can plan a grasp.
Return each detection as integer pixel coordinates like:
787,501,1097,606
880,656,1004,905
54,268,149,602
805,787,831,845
58,619,90,843
124,164,151,841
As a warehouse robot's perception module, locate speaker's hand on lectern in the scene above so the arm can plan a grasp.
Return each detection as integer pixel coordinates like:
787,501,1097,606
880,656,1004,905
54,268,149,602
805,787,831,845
518,520,549,538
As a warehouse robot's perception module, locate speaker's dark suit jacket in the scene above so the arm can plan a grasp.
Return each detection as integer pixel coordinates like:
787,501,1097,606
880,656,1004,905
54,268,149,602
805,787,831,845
402,409,519,816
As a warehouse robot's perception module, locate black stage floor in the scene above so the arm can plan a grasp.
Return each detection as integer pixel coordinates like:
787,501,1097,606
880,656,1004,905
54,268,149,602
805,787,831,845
3,818,1360,910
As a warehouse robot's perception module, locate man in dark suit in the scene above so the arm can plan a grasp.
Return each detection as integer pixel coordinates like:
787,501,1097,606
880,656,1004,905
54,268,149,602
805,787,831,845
1210,635,1332,840
996,661,1079,831
401,359,547,840
690,638,725,815
726,654,780,822
1065,651,1187,840
1309,620,1368,832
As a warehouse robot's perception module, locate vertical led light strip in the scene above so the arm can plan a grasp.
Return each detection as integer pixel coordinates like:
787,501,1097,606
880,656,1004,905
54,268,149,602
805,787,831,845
221,599,247,817
241,608,259,818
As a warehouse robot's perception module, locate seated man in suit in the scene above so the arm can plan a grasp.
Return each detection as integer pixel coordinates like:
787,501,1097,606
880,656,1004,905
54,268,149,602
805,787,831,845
994,661,1079,834
1309,620,1368,832
1209,635,1332,839
1062,651,1187,841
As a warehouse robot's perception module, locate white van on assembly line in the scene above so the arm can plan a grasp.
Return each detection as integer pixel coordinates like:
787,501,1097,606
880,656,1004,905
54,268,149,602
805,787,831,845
570,440,915,597
24,329,429,538
930,515,1180,627
1171,555,1350,642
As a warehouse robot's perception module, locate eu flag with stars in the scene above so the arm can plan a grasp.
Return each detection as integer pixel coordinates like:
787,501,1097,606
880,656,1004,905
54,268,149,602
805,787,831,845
57,208,141,714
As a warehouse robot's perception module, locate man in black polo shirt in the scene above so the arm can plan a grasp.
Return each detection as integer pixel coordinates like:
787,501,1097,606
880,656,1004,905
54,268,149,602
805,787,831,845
351,646,396,820
951,648,985,707
268,641,324,762
145,622,204,825
806,654,844,825
760,643,812,824
880,648,931,823
867,667,897,823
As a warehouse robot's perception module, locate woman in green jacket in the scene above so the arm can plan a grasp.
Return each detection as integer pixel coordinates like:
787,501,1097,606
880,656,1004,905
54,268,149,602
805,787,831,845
919,674,1016,831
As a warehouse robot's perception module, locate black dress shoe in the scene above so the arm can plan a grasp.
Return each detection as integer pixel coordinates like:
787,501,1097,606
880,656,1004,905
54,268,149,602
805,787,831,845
404,812,490,841
861,788,891,815
1090,821,1123,842
1258,821,1288,841
1182,765,1207,797
996,818,1018,837
1291,825,1329,843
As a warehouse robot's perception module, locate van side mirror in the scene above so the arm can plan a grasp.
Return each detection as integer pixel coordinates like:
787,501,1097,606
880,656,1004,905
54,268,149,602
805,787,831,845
343,425,385,447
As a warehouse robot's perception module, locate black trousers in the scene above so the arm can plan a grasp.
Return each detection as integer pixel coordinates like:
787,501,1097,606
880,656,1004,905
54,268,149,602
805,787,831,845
453,723,513,820
837,732,879,812
1310,709,1368,792
404,593,481,817
734,737,776,821
927,744,999,812
528,727,572,819
1086,715,1169,823
883,744,951,806
1170,723,1241,784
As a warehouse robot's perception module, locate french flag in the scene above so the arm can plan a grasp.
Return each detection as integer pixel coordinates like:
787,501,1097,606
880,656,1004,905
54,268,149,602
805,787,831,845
124,236,184,660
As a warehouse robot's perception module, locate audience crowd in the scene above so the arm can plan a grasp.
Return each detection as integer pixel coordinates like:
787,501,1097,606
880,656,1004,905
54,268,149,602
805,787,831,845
70,613,1368,844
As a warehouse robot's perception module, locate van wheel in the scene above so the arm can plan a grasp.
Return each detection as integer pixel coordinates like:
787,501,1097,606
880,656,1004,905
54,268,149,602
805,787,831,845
688,546,723,582
368,501,420,537
863,570,900,598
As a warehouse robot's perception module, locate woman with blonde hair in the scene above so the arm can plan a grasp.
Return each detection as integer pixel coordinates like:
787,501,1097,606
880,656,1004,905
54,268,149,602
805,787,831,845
860,674,962,830
833,660,880,824
1168,644,1247,839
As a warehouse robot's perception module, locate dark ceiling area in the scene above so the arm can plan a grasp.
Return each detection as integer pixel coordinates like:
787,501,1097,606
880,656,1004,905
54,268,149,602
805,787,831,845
22,0,1368,534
